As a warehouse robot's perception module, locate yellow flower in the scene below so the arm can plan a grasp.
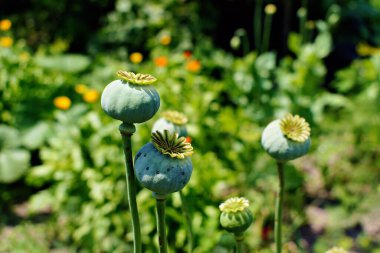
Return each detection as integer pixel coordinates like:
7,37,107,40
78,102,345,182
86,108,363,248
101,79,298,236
75,84,88,94
356,42,380,56
83,89,100,103
54,96,71,110
186,60,201,72
265,4,277,15
0,19,12,31
160,35,171,46
130,52,143,64
0,37,13,48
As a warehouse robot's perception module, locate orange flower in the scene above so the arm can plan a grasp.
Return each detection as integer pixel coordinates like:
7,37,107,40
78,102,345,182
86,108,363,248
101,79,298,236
0,37,13,47
186,59,201,72
160,35,171,46
83,89,100,103
54,96,71,110
185,136,192,143
154,56,168,67
75,84,88,94
0,19,12,31
130,52,143,64
183,50,192,59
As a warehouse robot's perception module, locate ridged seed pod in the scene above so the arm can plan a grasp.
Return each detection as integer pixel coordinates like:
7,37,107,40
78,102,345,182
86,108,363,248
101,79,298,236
101,71,160,123
219,197,253,235
261,114,311,161
134,130,193,198
152,110,188,137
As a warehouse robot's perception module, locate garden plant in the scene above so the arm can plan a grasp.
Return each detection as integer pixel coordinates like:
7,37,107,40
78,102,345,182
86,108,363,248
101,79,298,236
1,0,380,252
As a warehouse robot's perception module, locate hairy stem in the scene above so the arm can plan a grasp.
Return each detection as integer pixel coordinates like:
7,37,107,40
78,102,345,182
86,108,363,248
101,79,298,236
119,122,142,253
156,198,168,253
179,191,194,253
235,233,244,253
275,161,285,253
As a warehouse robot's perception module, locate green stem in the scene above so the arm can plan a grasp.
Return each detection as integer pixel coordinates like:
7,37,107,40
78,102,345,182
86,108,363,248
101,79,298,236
275,161,285,253
156,197,168,253
254,0,263,52
235,233,244,253
179,191,194,253
262,13,273,53
300,0,308,44
119,122,142,253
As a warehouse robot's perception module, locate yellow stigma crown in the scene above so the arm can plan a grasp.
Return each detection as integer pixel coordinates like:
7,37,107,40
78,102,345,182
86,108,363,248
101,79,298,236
279,114,311,142
219,197,250,213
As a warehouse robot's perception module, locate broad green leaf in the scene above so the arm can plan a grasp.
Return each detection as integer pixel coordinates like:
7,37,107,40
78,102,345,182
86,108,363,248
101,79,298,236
0,125,20,150
0,149,30,183
22,122,51,150
35,54,90,73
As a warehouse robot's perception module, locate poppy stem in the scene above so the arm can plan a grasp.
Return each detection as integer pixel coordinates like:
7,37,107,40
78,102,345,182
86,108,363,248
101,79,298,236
155,196,168,253
179,190,194,253
275,161,285,253
235,233,244,253
119,122,142,253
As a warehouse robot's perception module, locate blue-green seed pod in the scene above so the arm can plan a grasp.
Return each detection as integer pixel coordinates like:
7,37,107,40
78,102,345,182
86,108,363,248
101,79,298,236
152,110,188,137
101,71,160,123
134,130,193,198
219,197,253,234
261,114,311,161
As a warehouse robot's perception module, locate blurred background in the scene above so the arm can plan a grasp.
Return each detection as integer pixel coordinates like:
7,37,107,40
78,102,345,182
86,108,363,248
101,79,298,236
1,0,380,252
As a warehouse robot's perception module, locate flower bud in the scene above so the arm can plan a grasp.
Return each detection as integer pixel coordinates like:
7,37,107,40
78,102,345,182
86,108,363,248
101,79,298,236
152,110,188,137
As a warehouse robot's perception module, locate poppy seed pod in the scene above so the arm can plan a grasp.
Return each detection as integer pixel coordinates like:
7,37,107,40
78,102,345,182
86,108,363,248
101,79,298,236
152,110,188,137
134,130,193,198
261,114,311,161
101,71,160,123
219,197,253,234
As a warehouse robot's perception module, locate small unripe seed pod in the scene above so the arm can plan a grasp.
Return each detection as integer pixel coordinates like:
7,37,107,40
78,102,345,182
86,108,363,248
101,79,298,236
101,71,160,123
261,114,311,161
152,110,188,137
219,197,253,234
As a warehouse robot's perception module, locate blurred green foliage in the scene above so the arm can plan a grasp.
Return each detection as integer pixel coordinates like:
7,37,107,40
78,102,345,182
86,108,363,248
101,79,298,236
1,0,380,252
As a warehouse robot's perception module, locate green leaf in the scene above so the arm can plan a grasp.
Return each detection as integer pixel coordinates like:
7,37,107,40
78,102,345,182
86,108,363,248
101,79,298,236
288,32,302,54
22,122,51,150
315,32,332,58
0,125,20,150
0,149,30,183
34,54,90,73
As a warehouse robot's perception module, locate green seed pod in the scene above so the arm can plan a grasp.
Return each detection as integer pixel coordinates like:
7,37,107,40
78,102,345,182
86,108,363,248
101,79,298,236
219,197,253,234
101,71,160,123
261,114,311,161
134,130,193,198
152,110,188,137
